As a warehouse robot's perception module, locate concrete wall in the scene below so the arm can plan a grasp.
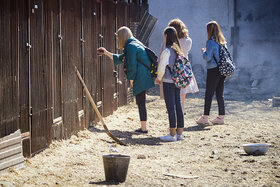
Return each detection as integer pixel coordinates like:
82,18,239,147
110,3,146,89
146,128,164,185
149,0,280,98
149,0,234,88
234,0,280,95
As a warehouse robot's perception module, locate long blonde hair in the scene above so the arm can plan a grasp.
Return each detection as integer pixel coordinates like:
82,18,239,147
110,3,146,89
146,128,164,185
116,26,133,49
206,21,226,44
168,18,189,39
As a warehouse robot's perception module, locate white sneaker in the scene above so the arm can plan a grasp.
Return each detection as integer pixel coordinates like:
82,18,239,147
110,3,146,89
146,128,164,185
160,134,177,142
176,134,184,141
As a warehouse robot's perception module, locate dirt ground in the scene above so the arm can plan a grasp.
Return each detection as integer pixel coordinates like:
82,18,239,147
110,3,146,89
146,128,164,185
0,87,280,187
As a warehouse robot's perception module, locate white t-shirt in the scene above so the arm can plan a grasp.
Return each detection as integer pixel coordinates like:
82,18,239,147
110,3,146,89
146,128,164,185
158,37,198,94
179,38,192,58
159,37,192,58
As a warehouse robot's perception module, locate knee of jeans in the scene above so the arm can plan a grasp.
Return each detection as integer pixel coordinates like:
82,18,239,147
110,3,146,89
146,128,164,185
216,93,224,99
136,100,145,106
205,90,214,96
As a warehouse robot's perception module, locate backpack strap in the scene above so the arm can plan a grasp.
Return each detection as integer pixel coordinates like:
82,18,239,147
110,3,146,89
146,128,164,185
167,54,179,74
213,55,219,66
130,40,151,71
213,44,221,66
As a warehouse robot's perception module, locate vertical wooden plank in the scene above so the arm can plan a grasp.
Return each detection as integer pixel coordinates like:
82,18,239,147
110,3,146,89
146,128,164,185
11,0,20,135
78,0,85,131
44,0,57,144
0,0,9,137
18,0,31,156
112,1,118,112
102,0,115,117
0,0,19,137
29,0,51,153
61,0,81,137
129,2,140,23
50,0,62,121
116,2,128,107
77,0,83,115
83,0,100,128
96,1,103,118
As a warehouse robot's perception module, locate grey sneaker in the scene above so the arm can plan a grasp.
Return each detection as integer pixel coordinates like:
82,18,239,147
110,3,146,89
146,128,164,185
160,134,177,142
176,134,184,141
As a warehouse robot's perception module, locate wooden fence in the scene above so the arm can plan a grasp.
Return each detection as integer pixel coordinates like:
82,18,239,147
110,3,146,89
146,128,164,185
0,0,148,156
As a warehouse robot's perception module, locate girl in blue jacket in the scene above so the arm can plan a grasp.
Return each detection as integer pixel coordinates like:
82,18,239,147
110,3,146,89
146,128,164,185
98,26,154,133
196,21,227,125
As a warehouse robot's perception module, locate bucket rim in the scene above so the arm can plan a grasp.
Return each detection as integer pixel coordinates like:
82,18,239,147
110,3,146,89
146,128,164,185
102,154,130,158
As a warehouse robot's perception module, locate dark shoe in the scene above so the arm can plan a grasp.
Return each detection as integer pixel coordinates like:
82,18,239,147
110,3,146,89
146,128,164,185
134,128,148,133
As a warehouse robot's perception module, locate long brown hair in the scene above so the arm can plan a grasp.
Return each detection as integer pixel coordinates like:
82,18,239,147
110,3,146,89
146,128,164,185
206,21,226,44
164,27,183,56
168,18,189,39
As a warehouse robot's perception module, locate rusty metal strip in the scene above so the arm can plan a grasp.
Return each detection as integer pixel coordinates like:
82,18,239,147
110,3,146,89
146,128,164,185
21,132,30,140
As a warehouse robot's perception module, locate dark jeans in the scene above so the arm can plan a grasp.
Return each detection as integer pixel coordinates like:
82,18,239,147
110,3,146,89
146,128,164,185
163,82,184,128
136,90,147,121
204,67,226,115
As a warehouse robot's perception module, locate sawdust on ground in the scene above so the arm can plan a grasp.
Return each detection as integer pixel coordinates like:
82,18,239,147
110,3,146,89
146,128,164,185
0,87,280,186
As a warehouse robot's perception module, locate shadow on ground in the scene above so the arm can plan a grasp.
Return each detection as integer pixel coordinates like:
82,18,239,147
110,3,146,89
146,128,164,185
88,126,162,146
184,124,212,132
89,181,120,185
184,123,229,132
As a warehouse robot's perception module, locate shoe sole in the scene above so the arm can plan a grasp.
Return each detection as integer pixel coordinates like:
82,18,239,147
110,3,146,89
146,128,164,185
211,122,224,125
196,121,209,125
160,138,177,142
134,129,148,133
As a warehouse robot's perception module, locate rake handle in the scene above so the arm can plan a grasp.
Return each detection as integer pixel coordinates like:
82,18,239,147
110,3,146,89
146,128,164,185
75,67,126,146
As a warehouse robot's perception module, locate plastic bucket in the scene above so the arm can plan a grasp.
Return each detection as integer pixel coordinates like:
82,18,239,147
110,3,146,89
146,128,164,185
102,154,130,182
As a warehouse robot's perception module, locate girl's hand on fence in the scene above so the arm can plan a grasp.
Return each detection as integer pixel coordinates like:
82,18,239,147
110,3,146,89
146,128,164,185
130,80,134,87
98,47,113,60
97,47,107,56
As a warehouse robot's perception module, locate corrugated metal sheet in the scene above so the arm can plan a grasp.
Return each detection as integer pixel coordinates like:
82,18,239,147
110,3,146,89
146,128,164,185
137,11,158,46
0,130,25,173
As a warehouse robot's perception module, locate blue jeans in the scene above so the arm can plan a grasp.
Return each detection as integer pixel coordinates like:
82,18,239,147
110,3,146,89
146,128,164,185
163,82,184,128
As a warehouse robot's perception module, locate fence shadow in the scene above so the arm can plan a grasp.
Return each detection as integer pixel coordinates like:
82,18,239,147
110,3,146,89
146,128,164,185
88,126,162,146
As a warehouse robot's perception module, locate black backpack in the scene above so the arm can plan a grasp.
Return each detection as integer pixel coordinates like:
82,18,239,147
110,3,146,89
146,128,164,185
131,41,159,78
214,44,235,76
